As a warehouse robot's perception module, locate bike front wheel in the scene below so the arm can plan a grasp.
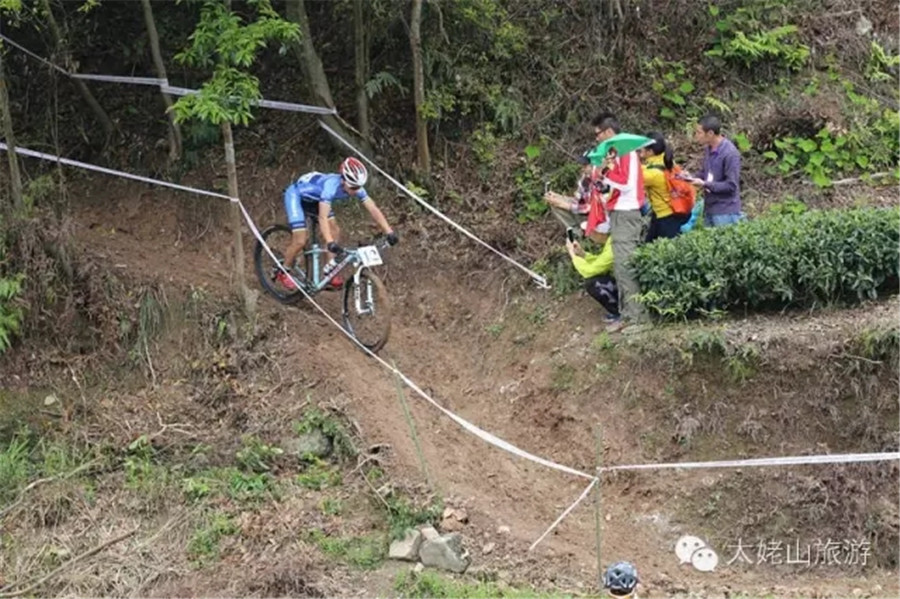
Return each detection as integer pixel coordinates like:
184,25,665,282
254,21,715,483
342,268,391,353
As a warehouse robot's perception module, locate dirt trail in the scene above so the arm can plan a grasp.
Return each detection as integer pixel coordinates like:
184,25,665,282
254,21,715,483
68,186,899,597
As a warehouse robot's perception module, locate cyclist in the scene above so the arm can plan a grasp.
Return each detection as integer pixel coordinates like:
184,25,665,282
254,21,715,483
277,157,398,290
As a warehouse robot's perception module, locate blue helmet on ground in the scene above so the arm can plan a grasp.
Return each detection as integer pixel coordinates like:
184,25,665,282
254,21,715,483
603,561,638,596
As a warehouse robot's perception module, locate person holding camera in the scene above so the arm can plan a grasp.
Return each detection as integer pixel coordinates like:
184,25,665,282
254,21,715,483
543,152,594,232
565,220,620,324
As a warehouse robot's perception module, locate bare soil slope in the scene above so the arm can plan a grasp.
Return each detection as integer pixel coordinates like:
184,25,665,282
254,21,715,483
41,176,897,599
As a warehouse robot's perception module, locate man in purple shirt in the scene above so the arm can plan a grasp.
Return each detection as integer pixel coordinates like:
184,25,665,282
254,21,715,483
685,115,744,227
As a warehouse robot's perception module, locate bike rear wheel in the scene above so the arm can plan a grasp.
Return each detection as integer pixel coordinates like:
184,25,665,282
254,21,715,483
253,224,305,304
342,268,391,353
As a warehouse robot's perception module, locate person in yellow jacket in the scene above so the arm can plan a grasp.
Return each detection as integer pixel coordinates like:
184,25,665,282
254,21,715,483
565,220,620,323
641,131,689,242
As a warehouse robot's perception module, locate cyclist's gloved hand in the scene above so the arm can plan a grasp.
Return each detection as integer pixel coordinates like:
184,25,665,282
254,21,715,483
327,241,343,255
386,231,399,246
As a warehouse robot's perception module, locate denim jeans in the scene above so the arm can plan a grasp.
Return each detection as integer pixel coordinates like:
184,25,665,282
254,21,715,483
704,212,745,227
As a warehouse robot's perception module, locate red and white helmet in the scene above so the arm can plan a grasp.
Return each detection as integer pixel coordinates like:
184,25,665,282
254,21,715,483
339,157,368,187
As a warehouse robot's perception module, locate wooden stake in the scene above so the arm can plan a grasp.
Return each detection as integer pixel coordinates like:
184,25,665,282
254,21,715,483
594,424,604,591
392,361,432,489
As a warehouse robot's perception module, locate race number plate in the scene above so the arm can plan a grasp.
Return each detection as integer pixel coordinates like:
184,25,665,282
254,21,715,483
357,245,383,267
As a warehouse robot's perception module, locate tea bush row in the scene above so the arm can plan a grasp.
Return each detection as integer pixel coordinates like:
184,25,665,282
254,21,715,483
632,208,899,319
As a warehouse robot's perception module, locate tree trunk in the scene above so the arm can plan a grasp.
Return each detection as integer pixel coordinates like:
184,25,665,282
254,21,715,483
40,0,114,143
221,121,256,316
353,0,371,142
284,0,372,156
140,0,182,163
0,46,23,212
410,0,430,175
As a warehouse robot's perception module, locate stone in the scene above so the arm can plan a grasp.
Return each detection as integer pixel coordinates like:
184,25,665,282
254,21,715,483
420,525,440,541
482,542,496,555
851,589,863,598
855,16,873,36
419,533,470,573
283,431,332,459
389,529,422,561
440,516,464,532
439,507,468,532
442,507,469,522
413,562,425,574
497,525,511,535
43,394,58,406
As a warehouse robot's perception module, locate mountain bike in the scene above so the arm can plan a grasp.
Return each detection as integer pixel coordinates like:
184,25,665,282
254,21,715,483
253,217,392,353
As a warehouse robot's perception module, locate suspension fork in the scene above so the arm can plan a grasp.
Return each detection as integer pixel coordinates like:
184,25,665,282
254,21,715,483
352,267,375,316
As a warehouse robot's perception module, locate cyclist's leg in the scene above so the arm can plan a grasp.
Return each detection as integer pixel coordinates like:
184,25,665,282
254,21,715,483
310,202,338,262
310,203,344,287
327,215,341,258
283,186,308,269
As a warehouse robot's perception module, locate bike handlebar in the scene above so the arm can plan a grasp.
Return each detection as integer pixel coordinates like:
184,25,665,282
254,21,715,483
334,236,392,260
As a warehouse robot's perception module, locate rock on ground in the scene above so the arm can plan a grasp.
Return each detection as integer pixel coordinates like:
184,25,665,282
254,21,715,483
419,532,470,573
389,529,423,562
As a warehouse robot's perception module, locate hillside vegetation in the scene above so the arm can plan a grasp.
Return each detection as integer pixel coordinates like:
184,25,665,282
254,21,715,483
0,1,897,598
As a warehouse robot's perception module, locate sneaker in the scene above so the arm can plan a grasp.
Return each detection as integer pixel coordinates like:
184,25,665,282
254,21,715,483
275,271,298,290
605,317,627,333
327,274,344,289
604,313,621,324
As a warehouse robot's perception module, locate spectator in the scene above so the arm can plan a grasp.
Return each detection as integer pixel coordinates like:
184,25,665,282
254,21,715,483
640,131,688,242
544,151,593,232
565,220,619,323
594,111,649,332
686,114,743,227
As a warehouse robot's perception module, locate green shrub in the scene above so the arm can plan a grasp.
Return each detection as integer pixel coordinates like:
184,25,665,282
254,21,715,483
0,273,24,354
305,529,386,570
705,2,809,73
633,208,899,319
0,433,31,504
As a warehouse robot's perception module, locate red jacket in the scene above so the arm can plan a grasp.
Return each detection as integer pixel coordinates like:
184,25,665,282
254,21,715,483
603,151,645,212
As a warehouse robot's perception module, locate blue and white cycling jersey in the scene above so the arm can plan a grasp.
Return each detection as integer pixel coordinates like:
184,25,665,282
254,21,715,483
284,172,369,230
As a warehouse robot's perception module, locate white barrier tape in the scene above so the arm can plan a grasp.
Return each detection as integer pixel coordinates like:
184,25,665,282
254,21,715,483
8,140,900,557
317,120,550,289
236,202,594,481
528,451,900,552
529,477,597,551
74,73,168,86
0,33,69,76
0,34,335,115
4,34,543,286
0,143,237,202
160,84,337,115
0,34,165,86
0,144,587,481
599,451,900,473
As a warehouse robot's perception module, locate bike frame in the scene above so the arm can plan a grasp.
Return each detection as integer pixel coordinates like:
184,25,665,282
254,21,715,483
303,237,390,296
303,242,360,293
